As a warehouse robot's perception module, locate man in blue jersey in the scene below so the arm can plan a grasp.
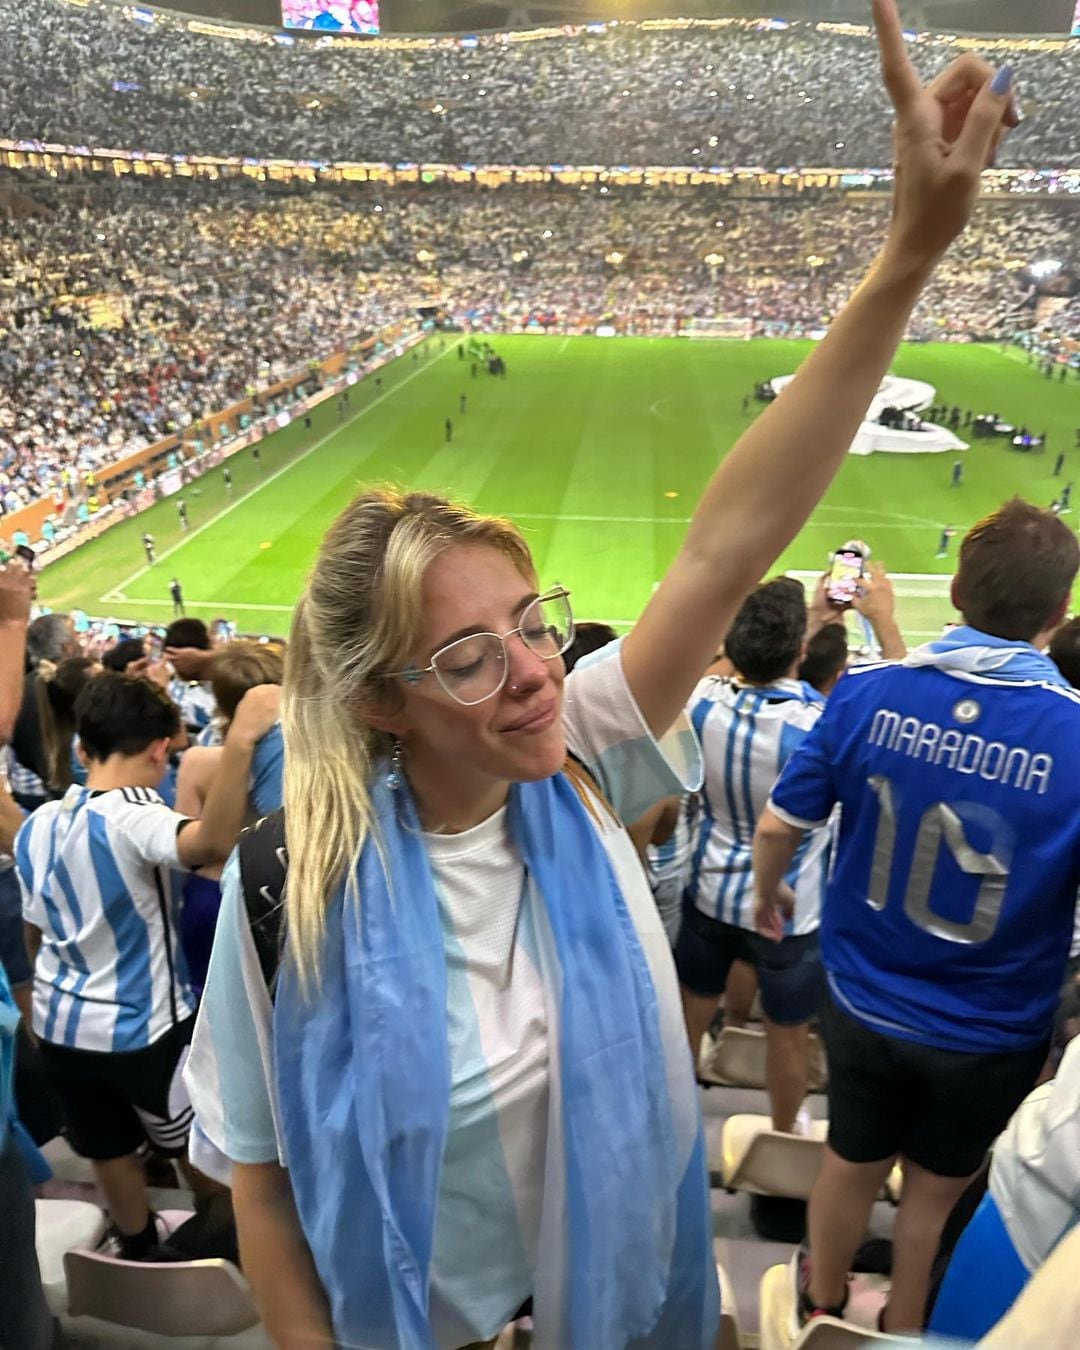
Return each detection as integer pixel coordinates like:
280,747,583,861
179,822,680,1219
675,579,834,1132
753,500,1080,1334
17,672,279,1260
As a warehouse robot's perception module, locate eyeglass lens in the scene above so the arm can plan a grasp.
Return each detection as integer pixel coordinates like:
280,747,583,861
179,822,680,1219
431,591,573,705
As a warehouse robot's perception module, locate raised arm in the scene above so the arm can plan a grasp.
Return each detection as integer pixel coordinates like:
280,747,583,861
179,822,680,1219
621,0,1015,737
177,686,280,870
0,562,34,744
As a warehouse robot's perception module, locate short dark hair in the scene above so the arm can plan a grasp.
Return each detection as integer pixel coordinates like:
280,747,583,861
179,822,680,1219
1049,617,1080,689
101,637,146,672
798,624,849,694
725,577,807,685
954,499,1079,641
164,618,211,650
563,622,618,675
75,671,180,761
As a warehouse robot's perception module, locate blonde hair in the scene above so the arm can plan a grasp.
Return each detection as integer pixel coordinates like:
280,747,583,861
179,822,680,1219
283,487,534,986
209,641,285,726
35,656,99,793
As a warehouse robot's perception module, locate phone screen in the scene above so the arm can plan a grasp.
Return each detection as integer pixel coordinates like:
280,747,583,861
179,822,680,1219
827,549,864,606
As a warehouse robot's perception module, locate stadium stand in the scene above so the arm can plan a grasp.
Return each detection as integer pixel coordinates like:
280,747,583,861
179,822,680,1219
0,176,1077,519
0,0,1078,170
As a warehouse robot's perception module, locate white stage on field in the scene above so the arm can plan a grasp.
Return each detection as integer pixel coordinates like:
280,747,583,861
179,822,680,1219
769,374,968,457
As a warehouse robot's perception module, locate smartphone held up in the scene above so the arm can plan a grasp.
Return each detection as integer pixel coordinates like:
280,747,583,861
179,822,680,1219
826,539,871,607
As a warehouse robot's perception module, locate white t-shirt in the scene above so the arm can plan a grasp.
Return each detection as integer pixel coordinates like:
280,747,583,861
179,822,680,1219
989,1034,1080,1274
16,785,195,1053
185,642,701,1348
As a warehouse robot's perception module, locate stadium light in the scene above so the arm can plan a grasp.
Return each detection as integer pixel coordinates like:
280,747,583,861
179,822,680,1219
1030,259,1063,279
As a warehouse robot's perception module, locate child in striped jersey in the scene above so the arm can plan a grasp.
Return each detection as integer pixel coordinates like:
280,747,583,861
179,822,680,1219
17,670,279,1260
675,578,832,1132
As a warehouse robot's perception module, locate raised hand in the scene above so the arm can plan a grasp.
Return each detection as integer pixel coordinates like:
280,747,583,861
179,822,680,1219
0,560,35,625
873,0,1017,267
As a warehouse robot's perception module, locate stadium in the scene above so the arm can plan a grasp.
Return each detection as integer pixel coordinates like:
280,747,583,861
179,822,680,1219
2,0,1080,1347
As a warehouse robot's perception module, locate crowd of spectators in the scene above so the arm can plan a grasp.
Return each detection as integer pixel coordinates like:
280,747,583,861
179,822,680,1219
1,172,1077,517
0,0,1078,170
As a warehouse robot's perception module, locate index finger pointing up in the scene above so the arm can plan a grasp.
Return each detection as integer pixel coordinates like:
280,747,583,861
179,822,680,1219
873,0,922,114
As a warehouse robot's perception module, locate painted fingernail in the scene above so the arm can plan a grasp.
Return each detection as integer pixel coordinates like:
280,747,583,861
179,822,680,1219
990,65,1014,96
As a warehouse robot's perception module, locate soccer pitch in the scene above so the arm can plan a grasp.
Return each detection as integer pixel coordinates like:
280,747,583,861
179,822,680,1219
40,335,1080,643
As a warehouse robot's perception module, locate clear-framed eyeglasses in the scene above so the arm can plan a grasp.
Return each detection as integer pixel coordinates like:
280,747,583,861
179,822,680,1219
387,586,574,707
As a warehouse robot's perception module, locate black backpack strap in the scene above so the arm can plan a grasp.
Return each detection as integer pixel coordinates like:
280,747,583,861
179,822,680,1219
237,808,288,997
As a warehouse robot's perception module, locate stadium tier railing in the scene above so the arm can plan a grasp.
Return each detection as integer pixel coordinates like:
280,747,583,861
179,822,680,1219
4,141,1077,195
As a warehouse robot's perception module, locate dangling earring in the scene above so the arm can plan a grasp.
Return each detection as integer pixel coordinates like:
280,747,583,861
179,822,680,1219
387,738,406,791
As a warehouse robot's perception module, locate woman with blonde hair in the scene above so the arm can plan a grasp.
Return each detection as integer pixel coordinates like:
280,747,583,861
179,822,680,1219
185,10,1017,1347
34,656,100,793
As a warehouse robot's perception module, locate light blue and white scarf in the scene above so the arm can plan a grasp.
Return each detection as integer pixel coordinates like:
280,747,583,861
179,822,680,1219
904,624,1071,688
272,769,718,1350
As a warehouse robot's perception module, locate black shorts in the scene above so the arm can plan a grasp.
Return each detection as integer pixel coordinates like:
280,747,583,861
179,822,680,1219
820,990,1048,1178
674,900,823,1026
37,1018,195,1161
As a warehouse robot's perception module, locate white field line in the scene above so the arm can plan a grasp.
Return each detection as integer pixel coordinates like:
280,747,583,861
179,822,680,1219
515,512,945,531
100,343,454,605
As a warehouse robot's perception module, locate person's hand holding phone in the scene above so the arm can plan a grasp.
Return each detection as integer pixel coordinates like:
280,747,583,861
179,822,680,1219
808,571,849,634
853,562,896,625
854,562,907,660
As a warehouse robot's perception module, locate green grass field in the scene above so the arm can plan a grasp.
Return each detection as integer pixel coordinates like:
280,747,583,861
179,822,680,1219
39,335,1080,642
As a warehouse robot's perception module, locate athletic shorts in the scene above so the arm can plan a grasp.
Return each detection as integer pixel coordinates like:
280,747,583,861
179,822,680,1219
820,990,1048,1178
673,900,823,1026
37,1018,195,1161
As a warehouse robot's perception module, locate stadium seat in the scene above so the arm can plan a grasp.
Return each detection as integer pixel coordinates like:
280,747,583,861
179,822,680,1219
63,1248,260,1338
700,1026,827,1092
717,1261,744,1350
34,1198,107,1315
41,1134,98,1186
758,1262,902,1350
717,1114,828,1199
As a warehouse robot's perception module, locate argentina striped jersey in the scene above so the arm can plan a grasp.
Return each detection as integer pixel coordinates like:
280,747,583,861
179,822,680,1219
684,676,833,934
16,785,195,1052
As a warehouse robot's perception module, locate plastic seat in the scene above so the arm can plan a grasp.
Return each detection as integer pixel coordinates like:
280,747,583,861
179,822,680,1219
759,1262,902,1350
64,1248,260,1337
718,1113,828,1198
40,1134,98,1185
700,1026,827,1092
716,1260,744,1350
34,1198,107,1314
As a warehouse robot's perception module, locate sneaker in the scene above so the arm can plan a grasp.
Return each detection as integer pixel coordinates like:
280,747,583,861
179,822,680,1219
789,1246,849,1335
99,1212,184,1263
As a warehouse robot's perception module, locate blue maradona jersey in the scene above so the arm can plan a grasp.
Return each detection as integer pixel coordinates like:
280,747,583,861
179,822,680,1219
769,659,1080,1053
